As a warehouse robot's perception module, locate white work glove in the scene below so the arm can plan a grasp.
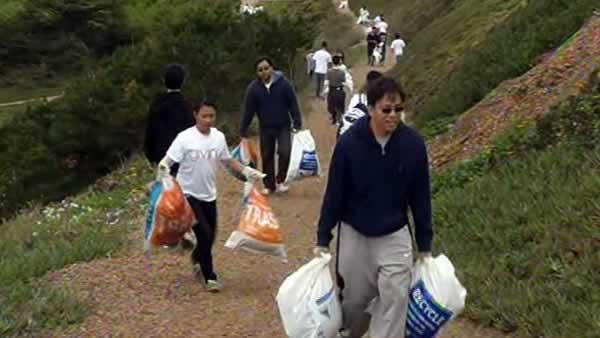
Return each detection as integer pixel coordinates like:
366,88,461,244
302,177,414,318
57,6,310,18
313,246,330,257
242,166,265,182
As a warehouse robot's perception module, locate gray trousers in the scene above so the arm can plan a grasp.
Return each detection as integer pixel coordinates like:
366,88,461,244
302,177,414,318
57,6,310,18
339,223,413,338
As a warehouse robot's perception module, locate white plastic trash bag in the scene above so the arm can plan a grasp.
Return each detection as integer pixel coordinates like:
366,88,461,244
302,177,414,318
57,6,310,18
276,253,342,338
285,130,321,183
406,254,467,338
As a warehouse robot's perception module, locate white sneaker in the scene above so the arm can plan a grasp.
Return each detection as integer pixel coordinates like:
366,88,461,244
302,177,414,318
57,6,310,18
261,188,272,195
206,279,223,293
276,184,290,193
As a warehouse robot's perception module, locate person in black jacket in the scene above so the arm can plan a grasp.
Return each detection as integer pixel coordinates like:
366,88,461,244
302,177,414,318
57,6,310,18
144,63,195,175
240,57,303,195
144,63,195,249
314,77,433,338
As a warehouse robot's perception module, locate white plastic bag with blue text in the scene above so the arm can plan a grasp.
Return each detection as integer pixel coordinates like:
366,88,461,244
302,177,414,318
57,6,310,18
285,130,321,183
276,253,342,338
406,254,467,338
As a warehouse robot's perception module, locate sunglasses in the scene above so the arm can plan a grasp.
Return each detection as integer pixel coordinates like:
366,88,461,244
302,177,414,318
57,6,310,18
380,105,404,115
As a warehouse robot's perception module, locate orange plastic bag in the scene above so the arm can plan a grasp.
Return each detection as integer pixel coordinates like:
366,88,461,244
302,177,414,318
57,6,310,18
144,174,196,251
225,183,287,261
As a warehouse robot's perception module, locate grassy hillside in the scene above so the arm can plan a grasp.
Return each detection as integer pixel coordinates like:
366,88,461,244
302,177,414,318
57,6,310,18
351,0,598,129
430,72,600,337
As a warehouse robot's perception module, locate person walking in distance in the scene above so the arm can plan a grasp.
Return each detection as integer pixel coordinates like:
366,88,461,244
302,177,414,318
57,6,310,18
390,32,407,64
326,55,350,125
366,27,379,66
312,41,332,99
158,98,264,292
240,57,303,195
314,77,434,338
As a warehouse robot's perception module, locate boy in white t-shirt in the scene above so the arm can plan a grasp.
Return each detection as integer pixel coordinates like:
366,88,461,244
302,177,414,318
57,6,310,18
390,33,407,64
159,98,263,292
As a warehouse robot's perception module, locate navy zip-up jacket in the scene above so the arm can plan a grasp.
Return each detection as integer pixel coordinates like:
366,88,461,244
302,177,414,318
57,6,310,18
240,71,302,137
317,116,433,252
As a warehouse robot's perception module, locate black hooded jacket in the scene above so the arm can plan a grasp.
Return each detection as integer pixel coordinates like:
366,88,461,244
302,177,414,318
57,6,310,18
143,91,194,164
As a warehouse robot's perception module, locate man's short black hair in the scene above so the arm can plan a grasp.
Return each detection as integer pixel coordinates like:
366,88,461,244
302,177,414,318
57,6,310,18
255,56,274,69
366,70,383,85
322,41,328,48
193,96,217,112
164,63,186,90
332,55,342,66
367,77,407,106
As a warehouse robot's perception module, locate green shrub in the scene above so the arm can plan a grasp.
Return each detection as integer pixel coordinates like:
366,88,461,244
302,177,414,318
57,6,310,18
0,1,321,220
0,0,133,74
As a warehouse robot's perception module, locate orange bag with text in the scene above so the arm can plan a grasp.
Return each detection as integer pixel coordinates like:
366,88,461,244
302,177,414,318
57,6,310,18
225,183,287,261
144,173,196,251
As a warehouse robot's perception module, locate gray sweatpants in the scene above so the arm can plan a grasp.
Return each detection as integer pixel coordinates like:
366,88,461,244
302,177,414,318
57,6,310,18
338,223,413,338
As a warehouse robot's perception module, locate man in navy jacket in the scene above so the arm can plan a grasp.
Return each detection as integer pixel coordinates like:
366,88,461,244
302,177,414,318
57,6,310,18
240,57,302,195
314,77,433,338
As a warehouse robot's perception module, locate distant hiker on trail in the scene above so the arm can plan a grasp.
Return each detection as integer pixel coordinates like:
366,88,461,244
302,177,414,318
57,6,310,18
312,41,332,99
376,18,388,64
314,77,433,338
306,52,315,77
357,5,370,25
240,57,303,195
326,55,351,125
159,98,264,292
366,27,379,66
337,70,382,138
323,50,354,98
144,63,194,174
390,33,407,64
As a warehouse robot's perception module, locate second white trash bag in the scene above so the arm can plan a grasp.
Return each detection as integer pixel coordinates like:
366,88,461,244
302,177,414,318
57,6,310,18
276,253,342,338
285,130,321,183
405,254,467,338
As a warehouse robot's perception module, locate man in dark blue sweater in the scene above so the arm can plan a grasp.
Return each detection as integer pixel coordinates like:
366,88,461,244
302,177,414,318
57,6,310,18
314,77,433,338
240,57,302,195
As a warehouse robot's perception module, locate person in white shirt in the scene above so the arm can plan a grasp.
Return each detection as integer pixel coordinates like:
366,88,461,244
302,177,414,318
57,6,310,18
312,41,332,99
338,70,382,138
357,5,370,25
159,98,263,292
390,33,407,64
375,18,388,34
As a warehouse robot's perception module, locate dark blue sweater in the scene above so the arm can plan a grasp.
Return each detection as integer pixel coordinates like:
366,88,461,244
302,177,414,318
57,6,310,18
240,71,302,136
317,116,433,252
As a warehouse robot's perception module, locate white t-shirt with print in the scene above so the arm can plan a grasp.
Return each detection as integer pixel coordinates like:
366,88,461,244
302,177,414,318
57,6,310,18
391,38,406,56
166,127,231,202
312,49,332,74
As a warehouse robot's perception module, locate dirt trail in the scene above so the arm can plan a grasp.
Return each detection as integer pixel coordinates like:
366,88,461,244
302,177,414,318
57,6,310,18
41,3,513,338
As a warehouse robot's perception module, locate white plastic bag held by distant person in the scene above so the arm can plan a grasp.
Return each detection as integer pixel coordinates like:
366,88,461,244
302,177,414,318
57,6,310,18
406,254,467,338
285,130,321,183
276,253,342,338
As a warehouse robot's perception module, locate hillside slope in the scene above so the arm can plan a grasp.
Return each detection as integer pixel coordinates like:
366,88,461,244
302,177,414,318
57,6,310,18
430,13,600,169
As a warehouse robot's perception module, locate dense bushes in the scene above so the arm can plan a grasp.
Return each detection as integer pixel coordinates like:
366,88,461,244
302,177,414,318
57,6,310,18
0,0,132,78
0,0,321,220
